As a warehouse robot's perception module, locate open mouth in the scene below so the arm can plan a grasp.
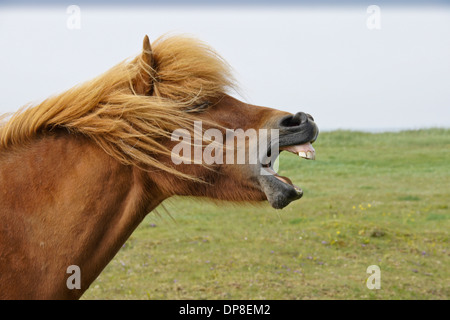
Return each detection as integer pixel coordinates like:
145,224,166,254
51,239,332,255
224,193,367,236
261,142,316,194
256,111,318,209
257,139,316,209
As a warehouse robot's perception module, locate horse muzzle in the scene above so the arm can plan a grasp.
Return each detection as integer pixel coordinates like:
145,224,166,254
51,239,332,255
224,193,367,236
257,112,319,209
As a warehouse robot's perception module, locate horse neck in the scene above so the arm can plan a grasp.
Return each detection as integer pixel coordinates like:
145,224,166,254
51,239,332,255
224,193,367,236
0,133,163,299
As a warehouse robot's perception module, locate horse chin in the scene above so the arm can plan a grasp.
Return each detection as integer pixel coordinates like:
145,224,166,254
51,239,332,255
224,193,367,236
257,173,303,209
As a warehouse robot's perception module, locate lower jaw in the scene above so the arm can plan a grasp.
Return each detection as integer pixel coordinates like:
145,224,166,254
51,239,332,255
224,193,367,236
257,172,303,209
261,166,303,195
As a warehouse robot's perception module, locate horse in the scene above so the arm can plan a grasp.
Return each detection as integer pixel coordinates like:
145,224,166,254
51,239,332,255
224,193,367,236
0,35,318,299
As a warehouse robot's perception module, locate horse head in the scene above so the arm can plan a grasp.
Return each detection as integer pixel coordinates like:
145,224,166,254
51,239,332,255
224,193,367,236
134,35,319,209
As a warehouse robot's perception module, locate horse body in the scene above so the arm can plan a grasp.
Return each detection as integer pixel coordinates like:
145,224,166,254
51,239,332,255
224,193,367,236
0,35,318,299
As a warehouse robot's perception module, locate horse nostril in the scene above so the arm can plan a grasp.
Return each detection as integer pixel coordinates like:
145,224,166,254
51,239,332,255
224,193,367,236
281,112,309,128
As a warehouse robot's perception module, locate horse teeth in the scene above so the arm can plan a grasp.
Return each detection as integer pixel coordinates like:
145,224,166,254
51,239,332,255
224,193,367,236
298,151,307,158
298,151,316,160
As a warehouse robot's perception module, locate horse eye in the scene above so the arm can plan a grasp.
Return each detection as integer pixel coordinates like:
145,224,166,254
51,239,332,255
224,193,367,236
186,102,210,113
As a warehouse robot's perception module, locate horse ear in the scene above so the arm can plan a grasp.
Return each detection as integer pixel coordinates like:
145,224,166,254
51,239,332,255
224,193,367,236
133,35,155,95
142,35,153,67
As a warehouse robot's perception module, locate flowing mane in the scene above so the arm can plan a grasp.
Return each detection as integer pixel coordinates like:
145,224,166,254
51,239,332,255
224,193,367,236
0,35,235,178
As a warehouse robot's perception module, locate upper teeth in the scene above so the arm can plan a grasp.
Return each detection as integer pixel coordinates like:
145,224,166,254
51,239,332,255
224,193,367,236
298,151,315,160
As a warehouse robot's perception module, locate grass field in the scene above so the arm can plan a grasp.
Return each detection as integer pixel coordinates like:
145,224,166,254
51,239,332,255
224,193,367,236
82,129,449,300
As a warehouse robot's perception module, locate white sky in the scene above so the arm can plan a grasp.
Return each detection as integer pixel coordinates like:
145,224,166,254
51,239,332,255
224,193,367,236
0,5,449,131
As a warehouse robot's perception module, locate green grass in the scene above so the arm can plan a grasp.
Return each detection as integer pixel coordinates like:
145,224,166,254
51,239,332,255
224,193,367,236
82,129,450,300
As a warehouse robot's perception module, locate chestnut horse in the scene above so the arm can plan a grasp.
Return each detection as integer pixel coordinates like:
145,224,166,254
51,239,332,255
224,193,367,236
0,35,318,299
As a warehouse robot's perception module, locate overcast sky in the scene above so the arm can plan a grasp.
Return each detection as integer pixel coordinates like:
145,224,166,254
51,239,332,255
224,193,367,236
0,3,449,131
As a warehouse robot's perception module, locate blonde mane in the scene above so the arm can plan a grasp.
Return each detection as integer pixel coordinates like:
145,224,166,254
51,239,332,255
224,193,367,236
0,35,236,178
